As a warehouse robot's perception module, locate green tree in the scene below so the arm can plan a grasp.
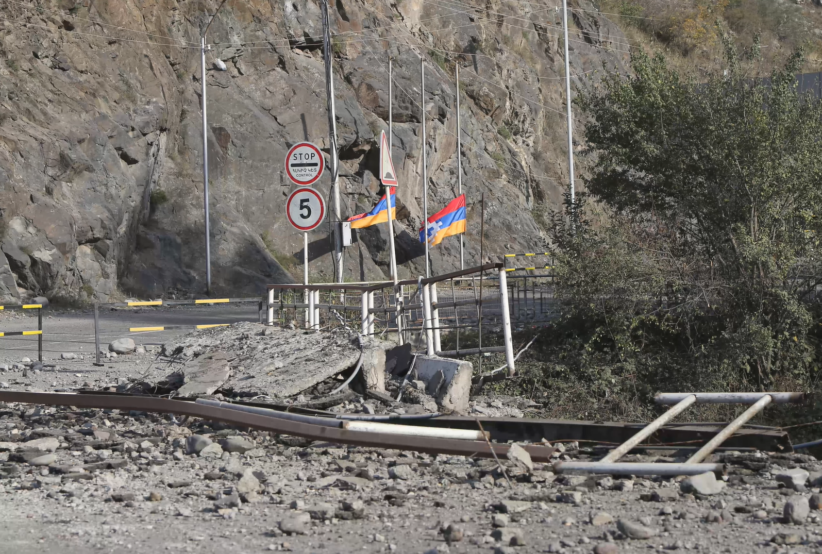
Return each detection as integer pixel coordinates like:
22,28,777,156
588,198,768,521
553,43,822,393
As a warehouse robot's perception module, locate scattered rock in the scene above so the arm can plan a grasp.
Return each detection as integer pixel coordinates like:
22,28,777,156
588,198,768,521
594,544,618,554
220,436,255,454
443,524,464,543
681,472,725,496
617,519,658,540
810,493,822,511
771,533,802,546
651,488,679,502
492,514,509,527
389,464,415,480
109,338,136,354
495,500,532,514
22,437,59,453
505,443,533,473
491,527,526,546
775,468,810,491
591,512,614,526
149,492,163,502
784,495,810,524
60,352,78,360
199,443,223,459
280,512,311,535
27,453,56,466
237,469,261,495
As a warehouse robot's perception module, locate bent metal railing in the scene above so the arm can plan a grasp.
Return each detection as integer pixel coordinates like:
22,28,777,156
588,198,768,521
265,263,517,376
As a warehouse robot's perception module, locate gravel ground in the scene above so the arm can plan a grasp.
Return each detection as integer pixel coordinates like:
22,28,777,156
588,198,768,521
2,312,821,554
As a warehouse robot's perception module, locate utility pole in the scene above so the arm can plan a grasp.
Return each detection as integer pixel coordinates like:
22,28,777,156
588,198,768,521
455,63,464,270
200,37,212,294
562,0,576,211
421,57,430,278
321,0,343,283
198,0,230,294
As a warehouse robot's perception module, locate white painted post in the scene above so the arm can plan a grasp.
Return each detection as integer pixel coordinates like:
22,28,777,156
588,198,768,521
431,282,442,353
314,290,321,330
423,283,435,356
498,269,515,376
308,288,315,330
367,291,375,335
267,289,274,326
361,292,369,335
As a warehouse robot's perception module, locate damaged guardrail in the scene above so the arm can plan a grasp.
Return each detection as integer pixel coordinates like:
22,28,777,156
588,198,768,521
553,392,806,476
266,262,517,376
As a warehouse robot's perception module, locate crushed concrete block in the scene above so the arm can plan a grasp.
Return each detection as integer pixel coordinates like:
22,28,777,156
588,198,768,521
413,355,473,413
360,338,387,393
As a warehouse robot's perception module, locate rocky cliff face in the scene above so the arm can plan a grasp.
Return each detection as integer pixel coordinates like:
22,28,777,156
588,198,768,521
0,0,628,302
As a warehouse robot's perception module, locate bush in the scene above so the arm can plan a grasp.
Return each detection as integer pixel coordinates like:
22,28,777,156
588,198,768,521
549,44,822,405
150,189,169,207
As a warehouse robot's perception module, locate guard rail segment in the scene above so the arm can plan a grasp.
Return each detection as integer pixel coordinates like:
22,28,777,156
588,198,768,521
0,303,43,361
0,391,556,462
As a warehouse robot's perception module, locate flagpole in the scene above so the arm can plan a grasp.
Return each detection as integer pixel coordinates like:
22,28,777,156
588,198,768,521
456,63,464,271
421,57,430,278
387,64,398,283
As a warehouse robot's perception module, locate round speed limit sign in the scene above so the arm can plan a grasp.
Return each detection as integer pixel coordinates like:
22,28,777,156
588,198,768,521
286,188,326,232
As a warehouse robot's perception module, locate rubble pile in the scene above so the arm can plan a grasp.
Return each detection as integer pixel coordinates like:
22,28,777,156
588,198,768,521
0,402,822,553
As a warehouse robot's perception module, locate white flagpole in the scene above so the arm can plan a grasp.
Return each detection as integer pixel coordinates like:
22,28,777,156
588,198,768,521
421,57,430,278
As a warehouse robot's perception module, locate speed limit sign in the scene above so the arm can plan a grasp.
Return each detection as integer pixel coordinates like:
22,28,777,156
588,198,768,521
286,188,326,232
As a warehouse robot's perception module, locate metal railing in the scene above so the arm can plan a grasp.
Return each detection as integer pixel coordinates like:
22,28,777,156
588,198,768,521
266,263,517,375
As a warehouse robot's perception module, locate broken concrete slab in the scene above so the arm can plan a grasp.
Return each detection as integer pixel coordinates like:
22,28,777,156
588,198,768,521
176,351,231,398
215,325,362,398
413,355,473,413
359,338,388,393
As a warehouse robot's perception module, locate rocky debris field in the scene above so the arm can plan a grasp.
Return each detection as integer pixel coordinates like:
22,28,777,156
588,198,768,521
0,400,821,554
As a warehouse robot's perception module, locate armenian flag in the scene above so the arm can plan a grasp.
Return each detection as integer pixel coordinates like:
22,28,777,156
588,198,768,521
347,188,397,229
419,195,467,246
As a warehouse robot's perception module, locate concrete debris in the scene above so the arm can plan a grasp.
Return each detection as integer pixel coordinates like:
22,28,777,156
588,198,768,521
680,472,725,496
775,468,810,491
176,350,231,397
505,443,533,473
617,519,658,539
413,355,473,413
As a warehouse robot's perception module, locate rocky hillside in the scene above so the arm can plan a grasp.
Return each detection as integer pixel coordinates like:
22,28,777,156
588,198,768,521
0,0,628,302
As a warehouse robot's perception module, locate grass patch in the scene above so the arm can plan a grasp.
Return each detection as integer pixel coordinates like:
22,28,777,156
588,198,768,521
429,49,448,72
497,125,512,141
150,189,169,207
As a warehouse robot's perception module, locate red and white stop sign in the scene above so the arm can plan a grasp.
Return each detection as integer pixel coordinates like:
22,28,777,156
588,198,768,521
285,142,324,186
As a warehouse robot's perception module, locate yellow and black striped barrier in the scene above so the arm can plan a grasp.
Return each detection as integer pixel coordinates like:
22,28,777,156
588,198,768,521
503,252,554,273
129,324,230,333
0,303,44,362
0,330,42,337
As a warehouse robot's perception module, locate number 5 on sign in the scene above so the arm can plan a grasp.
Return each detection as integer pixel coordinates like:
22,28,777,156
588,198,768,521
286,188,326,232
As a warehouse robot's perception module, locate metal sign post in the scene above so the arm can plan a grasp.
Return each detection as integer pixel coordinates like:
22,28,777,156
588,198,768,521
562,0,576,212
200,37,212,294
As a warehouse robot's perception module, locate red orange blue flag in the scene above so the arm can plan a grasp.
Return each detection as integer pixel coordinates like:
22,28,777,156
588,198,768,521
347,188,397,229
419,195,467,246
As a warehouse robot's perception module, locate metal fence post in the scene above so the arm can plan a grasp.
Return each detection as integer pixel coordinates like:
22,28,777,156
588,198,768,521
431,282,442,354
267,289,274,326
93,303,101,365
498,269,515,376
423,283,435,356
37,307,42,363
